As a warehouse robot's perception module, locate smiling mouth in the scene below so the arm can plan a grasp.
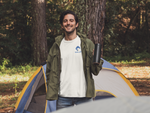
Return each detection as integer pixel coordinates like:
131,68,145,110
65,26,72,30
65,24,72,27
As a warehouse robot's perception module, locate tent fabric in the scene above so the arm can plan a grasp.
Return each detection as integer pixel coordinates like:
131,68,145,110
15,58,139,113
15,65,56,113
101,58,119,71
93,69,139,97
24,70,43,110
15,67,42,113
93,58,139,97
51,96,150,113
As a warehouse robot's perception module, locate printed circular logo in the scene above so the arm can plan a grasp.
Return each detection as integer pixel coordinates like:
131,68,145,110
75,46,81,53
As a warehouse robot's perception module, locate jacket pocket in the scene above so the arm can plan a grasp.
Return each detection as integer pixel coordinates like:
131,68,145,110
50,53,57,72
46,73,59,100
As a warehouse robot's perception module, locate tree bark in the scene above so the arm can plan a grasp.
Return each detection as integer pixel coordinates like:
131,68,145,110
74,0,106,57
31,0,48,65
145,1,150,52
87,0,106,57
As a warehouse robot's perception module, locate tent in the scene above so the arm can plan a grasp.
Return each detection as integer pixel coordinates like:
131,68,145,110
15,64,56,113
51,96,150,113
93,59,139,100
15,59,139,113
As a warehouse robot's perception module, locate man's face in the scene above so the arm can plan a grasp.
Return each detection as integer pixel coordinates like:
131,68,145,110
61,14,78,34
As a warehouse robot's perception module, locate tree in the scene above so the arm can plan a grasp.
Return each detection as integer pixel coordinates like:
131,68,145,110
75,0,106,57
86,0,106,57
31,0,48,65
0,0,32,65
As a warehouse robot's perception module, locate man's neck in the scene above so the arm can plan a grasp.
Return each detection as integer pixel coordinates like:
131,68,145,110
64,31,77,41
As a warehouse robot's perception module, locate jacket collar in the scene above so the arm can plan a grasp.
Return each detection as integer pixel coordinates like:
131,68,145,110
55,32,87,46
55,34,64,46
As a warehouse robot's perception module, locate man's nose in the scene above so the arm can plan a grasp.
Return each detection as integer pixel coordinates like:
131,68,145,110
67,21,70,24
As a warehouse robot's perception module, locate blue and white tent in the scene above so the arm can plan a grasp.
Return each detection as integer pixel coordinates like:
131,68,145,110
15,59,139,113
93,59,139,100
15,64,56,113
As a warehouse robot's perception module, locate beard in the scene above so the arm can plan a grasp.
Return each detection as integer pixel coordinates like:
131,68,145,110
63,25,77,34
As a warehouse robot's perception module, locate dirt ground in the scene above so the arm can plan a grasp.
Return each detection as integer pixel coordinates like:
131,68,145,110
113,63,150,96
0,63,150,113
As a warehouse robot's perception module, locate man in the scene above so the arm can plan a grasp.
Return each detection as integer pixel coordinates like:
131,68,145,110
46,10,103,110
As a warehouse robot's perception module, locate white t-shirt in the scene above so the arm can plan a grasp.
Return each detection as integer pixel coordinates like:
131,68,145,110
59,35,86,97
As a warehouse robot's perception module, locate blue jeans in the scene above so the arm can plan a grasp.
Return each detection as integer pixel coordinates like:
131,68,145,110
56,96,93,110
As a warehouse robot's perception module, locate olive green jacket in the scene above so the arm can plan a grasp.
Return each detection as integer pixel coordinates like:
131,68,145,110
46,32,103,100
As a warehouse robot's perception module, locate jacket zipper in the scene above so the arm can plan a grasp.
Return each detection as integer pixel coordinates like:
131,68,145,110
81,39,88,97
57,44,61,96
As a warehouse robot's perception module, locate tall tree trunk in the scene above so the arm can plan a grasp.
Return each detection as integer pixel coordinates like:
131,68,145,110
145,1,150,52
31,0,48,65
87,0,106,57
75,0,106,57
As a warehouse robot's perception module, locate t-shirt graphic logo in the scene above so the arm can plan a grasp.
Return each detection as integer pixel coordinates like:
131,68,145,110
75,46,81,53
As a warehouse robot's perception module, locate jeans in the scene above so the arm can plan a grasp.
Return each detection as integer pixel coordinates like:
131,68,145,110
56,96,93,110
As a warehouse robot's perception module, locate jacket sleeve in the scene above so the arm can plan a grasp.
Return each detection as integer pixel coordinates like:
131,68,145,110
46,43,56,83
46,48,52,83
86,39,104,75
91,59,103,75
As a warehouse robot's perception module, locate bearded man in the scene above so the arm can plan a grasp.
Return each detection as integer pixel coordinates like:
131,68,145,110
46,10,103,110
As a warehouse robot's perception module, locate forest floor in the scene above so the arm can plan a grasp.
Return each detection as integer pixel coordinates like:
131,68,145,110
0,61,150,113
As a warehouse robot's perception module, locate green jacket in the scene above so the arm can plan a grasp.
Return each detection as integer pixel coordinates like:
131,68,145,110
46,32,103,100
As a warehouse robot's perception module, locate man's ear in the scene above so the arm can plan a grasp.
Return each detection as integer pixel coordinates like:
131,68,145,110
61,25,63,29
76,23,78,28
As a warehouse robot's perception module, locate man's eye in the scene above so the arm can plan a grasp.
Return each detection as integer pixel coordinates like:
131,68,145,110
63,20,67,22
70,19,74,22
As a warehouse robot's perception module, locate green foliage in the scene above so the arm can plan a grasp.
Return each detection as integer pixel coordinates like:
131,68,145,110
103,0,150,58
46,0,75,50
0,95,3,106
0,0,150,65
0,58,12,71
134,51,150,60
74,0,87,34
13,76,19,95
104,51,150,62
0,0,75,65
0,0,32,65
0,62,37,76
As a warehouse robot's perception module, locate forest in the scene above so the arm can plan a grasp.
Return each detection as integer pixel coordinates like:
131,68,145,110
0,0,150,66
0,1,150,112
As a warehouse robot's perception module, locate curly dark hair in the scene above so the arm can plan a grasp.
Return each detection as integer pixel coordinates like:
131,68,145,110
59,10,79,25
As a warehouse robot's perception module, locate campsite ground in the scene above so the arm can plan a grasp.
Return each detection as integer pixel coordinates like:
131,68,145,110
0,60,150,113
112,62,150,96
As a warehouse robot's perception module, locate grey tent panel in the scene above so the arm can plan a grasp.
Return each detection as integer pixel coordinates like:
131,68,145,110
24,70,46,113
27,95,46,113
24,70,43,110
52,96,150,113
